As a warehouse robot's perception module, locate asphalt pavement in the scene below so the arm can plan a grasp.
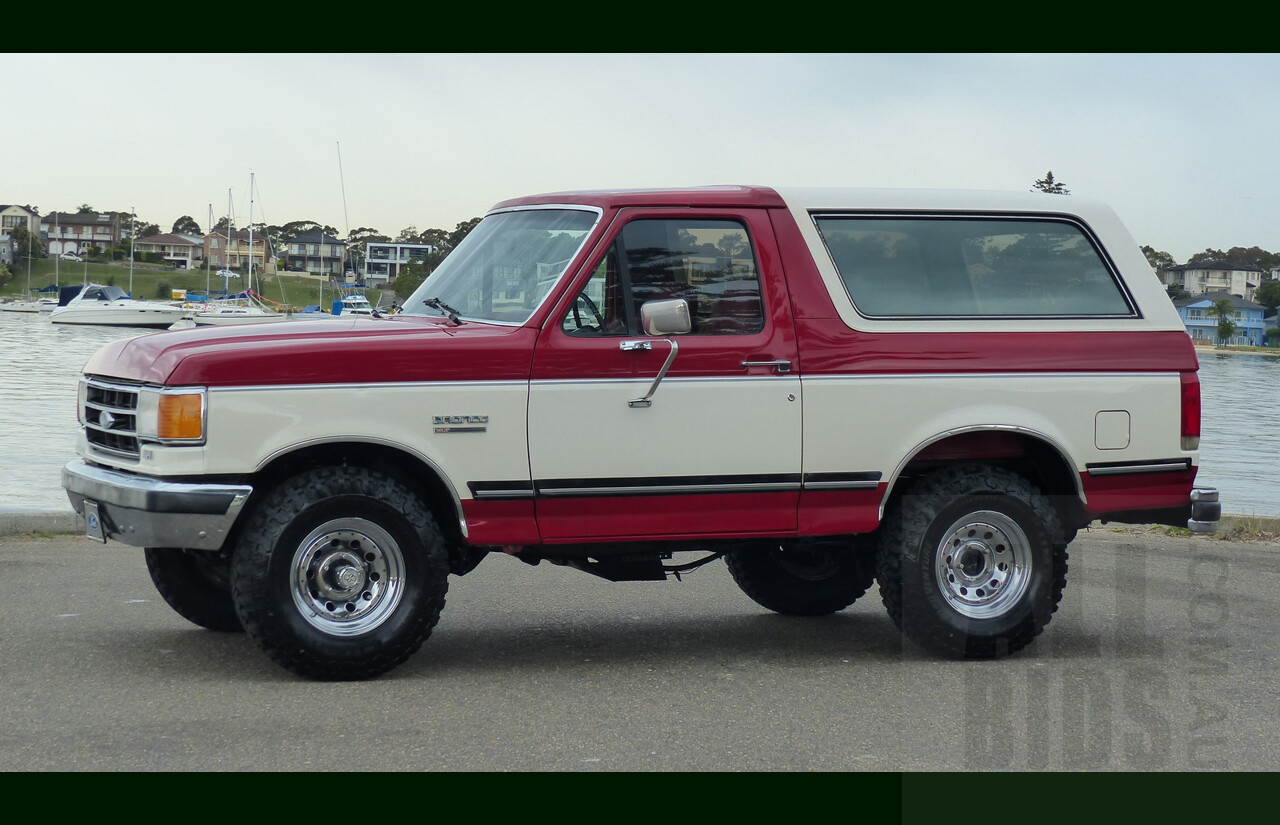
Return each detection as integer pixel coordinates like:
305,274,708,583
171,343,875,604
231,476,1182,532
1,514,1277,771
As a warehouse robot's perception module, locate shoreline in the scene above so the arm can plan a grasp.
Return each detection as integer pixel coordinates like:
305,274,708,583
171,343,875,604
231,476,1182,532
1194,343,1280,357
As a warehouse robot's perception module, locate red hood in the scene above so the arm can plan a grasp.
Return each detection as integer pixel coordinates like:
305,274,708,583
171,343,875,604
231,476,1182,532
83,317,538,386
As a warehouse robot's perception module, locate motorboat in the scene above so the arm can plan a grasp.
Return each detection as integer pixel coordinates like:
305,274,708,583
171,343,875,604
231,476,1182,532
49,284,191,328
331,291,376,316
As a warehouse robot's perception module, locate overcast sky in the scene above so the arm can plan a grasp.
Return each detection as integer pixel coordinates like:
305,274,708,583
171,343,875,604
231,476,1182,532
6,53,1276,263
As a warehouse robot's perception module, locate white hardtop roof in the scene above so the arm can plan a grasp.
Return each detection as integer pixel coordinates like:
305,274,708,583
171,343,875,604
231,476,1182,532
771,186,1111,217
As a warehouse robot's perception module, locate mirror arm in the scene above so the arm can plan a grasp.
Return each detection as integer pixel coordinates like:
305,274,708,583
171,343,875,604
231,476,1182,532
621,338,679,408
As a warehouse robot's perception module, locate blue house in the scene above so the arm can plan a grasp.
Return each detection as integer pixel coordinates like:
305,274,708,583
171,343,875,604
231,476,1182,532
1174,290,1268,346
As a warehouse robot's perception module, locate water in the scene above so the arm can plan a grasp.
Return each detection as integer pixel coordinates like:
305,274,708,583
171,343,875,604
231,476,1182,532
1196,351,1280,517
1,310,1277,516
0,312,146,512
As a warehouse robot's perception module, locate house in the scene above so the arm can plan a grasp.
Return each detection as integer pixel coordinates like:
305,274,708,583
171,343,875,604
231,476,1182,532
285,230,347,278
134,233,204,270
1,204,39,235
1174,290,1268,346
41,211,123,258
1162,260,1264,301
2,204,40,264
203,227,274,274
363,241,435,286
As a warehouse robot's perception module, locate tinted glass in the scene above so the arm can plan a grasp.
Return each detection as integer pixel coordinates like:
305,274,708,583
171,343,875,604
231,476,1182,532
620,218,764,335
814,216,1133,318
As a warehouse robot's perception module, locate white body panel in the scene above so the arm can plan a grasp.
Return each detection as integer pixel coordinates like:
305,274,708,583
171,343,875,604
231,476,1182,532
528,375,801,480
800,371,1189,482
201,382,531,498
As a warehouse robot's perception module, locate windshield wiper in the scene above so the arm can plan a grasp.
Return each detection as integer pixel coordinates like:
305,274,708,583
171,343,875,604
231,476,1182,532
423,297,464,325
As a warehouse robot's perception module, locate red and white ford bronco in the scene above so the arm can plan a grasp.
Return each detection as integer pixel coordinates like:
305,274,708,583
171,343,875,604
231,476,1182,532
63,186,1220,680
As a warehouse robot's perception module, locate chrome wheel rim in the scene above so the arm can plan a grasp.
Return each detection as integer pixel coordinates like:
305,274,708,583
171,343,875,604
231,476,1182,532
934,510,1031,619
291,518,406,636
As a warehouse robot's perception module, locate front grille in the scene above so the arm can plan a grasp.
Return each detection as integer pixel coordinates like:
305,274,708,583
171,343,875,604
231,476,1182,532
84,378,141,458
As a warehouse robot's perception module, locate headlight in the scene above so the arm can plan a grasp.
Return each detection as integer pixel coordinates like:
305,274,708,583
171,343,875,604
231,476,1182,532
136,387,207,443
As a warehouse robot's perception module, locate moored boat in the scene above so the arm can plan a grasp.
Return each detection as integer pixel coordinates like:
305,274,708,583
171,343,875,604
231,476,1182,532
49,284,191,328
191,291,289,326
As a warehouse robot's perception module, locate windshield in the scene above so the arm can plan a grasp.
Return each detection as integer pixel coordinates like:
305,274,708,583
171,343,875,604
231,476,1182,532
402,208,600,324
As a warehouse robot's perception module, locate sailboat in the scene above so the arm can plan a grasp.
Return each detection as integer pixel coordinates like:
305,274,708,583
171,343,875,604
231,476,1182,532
191,175,289,326
1,229,57,312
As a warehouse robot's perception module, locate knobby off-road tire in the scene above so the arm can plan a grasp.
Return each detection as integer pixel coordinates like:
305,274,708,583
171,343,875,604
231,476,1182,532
144,548,243,632
876,464,1068,658
726,537,877,616
231,467,449,681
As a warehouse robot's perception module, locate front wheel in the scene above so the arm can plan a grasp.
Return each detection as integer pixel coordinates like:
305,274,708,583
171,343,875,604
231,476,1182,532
877,465,1068,658
231,467,449,680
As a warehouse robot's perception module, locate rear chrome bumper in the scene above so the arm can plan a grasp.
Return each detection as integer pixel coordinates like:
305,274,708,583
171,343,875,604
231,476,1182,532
62,459,252,551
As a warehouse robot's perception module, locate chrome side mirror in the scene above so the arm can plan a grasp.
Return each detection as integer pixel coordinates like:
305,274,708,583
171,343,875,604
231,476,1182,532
640,299,691,336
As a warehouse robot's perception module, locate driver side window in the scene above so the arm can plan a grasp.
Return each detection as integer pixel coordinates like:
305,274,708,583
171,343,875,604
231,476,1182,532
560,217,765,336
561,248,627,336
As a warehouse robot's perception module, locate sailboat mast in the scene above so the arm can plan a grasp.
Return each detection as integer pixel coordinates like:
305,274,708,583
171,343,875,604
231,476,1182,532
205,203,213,296
128,208,135,296
248,173,255,297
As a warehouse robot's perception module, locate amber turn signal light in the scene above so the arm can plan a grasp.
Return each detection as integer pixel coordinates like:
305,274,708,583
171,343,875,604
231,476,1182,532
157,393,204,440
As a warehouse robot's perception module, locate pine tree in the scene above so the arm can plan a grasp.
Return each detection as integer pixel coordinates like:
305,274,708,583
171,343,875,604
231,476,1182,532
1032,171,1070,195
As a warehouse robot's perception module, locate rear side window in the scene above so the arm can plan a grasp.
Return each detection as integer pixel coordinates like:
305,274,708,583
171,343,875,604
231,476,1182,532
812,215,1134,318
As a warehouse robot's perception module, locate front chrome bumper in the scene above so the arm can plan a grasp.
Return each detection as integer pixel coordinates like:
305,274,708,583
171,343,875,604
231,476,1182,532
62,459,253,551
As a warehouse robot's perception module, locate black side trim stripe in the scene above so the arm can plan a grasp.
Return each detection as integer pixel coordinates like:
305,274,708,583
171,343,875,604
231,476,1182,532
470,472,884,500
801,471,882,490
469,481,536,500
1085,458,1193,477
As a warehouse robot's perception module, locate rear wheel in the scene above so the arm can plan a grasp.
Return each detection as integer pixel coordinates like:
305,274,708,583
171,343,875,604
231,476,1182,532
144,548,243,632
877,464,1068,658
727,537,877,616
231,467,449,680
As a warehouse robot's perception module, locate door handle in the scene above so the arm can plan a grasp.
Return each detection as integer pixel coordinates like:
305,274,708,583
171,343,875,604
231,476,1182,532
741,360,792,374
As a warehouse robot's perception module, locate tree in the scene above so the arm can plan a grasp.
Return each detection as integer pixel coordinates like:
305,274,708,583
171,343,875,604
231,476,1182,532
1255,279,1280,314
389,258,433,297
447,218,482,251
8,225,43,266
1187,246,1280,272
172,215,202,235
346,227,389,270
1209,297,1237,345
1032,171,1070,195
280,220,324,241
1141,245,1176,274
